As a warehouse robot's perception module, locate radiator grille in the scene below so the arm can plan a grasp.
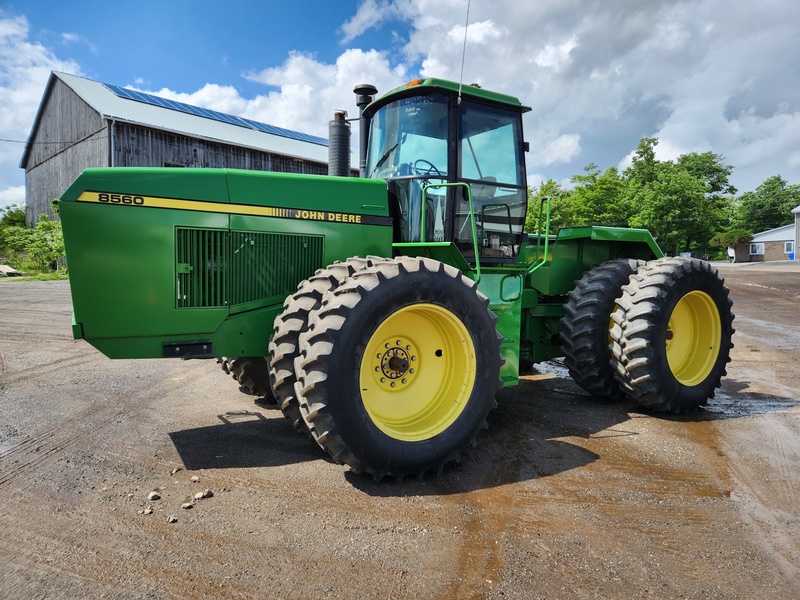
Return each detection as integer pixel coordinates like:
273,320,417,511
176,228,323,309
176,228,229,308
230,231,324,305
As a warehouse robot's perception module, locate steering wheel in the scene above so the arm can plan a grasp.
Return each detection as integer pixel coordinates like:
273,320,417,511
413,159,443,177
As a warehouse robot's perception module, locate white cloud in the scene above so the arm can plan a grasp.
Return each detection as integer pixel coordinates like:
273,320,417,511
534,134,582,166
148,49,405,139
135,0,800,192
340,0,397,44
534,36,577,71
0,184,24,210
446,20,505,46
4,0,800,214
0,13,82,209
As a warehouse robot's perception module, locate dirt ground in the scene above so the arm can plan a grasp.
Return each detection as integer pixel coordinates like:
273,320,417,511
1,261,798,599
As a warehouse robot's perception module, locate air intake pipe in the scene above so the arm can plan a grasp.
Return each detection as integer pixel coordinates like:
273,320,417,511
328,111,351,177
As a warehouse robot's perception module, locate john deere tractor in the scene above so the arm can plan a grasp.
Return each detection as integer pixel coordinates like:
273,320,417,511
59,78,734,480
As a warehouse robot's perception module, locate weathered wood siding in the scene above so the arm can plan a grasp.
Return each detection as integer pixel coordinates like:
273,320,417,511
113,125,328,175
24,79,108,223
25,129,108,223
24,79,106,169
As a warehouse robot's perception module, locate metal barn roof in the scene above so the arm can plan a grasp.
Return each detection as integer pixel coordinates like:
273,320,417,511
751,223,795,242
23,72,330,166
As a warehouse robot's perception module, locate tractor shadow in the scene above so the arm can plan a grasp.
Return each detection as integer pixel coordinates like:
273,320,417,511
169,363,798,493
169,409,324,470
350,361,799,497
349,370,611,496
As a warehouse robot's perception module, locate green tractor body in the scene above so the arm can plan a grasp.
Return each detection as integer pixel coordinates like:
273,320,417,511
61,169,393,359
59,78,734,479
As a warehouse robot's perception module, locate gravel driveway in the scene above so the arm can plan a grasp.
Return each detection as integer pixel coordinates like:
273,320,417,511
1,261,798,599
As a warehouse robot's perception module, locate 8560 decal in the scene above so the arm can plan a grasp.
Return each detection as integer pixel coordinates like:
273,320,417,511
97,193,145,205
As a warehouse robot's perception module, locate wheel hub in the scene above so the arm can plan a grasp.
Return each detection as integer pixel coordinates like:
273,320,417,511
371,338,417,388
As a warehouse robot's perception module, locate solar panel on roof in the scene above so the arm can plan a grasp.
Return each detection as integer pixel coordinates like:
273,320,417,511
103,83,328,147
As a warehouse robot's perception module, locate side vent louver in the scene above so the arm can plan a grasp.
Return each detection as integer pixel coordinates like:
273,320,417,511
176,228,323,309
176,228,229,308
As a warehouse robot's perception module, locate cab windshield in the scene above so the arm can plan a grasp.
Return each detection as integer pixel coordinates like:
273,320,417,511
366,91,527,260
365,94,449,180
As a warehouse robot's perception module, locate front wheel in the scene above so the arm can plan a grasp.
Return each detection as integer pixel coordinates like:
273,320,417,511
610,257,735,413
294,256,503,480
218,356,274,400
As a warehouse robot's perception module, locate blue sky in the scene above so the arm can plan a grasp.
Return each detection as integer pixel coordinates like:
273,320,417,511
10,1,390,94
2,0,800,211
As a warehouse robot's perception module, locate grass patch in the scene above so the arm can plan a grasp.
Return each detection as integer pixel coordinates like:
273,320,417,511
0,273,69,282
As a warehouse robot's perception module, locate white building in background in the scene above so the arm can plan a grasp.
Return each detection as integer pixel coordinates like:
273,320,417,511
745,213,797,262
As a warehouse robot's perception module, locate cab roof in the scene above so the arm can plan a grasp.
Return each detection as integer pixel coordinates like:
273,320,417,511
369,78,531,113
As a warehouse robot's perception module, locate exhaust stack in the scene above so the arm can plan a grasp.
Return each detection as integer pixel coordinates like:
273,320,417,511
353,84,378,178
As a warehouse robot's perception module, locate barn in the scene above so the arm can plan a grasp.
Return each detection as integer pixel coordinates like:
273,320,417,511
20,71,333,226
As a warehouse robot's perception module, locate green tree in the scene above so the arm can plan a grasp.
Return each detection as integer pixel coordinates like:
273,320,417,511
733,175,800,233
0,205,30,268
629,163,711,255
676,152,737,199
0,204,65,273
27,215,65,271
525,179,575,234
571,164,629,227
625,137,660,188
623,137,661,228
623,139,735,255
0,205,26,228
710,228,751,250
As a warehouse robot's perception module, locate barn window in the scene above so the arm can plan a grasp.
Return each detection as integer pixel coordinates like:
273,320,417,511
749,243,764,255
786,241,794,254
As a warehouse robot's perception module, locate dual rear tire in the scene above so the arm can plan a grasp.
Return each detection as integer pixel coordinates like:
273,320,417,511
562,257,734,413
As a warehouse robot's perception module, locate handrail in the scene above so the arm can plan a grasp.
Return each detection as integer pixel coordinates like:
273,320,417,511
422,182,481,283
527,195,552,275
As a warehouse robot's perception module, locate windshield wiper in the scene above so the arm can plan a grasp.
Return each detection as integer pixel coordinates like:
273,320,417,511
369,143,398,178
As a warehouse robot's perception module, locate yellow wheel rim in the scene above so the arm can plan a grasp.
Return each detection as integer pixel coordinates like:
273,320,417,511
666,291,721,386
358,303,476,442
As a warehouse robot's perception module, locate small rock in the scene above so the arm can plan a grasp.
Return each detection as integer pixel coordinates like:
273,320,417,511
193,489,214,500
167,515,178,523
189,475,200,483
143,507,153,515
147,491,161,501
170,467,183,476
181,502,193,510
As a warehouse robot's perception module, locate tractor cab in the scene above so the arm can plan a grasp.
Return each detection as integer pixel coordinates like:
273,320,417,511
360,79,531,263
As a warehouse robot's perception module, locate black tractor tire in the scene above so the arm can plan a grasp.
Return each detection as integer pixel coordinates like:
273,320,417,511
218,356,275,402
293,256,504,481
610,257,735,413
268,257,388,438
561,258,645,398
